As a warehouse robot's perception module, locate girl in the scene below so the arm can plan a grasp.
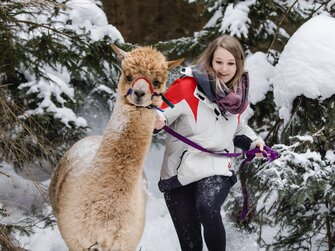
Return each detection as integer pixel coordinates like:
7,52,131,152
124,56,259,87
155,35,264,251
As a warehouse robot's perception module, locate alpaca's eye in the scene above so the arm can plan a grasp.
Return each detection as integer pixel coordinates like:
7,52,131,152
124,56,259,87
126,75,133,82
153,80,161,87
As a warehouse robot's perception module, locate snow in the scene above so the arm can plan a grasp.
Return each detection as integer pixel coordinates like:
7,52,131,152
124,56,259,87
325,150,335,164
204,5,223,29
19,72,87,128
8,148,260,251
272,15,335,124
0,163,46,224
241,51,275,121
256,190,279,213
19,224,67,251
220,1,255,38
94,84,114,94
290,135,314,143
1,1,335,251
206,5,335,126
65,0,123,42
16,0,123,129
246,52,275,105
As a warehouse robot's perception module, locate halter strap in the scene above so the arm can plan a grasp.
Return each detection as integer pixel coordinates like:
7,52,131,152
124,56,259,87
133,77,155,94
125,77,174,108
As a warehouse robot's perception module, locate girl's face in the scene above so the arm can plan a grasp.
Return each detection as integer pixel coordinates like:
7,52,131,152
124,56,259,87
212,47,237,83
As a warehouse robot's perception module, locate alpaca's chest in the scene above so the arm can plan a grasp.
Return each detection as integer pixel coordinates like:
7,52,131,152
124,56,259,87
78,178,147,223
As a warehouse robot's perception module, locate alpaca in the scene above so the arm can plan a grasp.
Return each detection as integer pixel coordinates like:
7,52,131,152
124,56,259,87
48,45,182,251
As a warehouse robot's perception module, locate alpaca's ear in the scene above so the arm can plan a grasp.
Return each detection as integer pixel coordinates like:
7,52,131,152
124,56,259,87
167,58,184,71
111,44,128,61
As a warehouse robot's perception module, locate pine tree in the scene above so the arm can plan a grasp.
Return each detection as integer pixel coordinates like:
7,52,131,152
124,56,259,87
0,0,122,248
0,0,120,169
245,128,335,250
155,0,333,60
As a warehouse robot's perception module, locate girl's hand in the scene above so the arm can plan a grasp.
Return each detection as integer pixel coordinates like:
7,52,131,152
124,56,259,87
154,115,166,130
255,141,265,158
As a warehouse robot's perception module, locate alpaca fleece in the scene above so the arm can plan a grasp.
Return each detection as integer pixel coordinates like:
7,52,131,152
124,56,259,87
49,46,174,251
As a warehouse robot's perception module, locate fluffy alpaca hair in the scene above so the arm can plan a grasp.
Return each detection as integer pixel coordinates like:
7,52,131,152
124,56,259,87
118,47,168,96
48,45,182,251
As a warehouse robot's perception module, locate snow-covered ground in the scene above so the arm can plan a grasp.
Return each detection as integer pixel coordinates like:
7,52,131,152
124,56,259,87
10,147,259,251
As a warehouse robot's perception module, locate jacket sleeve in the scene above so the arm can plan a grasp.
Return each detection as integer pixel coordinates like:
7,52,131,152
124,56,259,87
233,118,264,150
160,79,186,126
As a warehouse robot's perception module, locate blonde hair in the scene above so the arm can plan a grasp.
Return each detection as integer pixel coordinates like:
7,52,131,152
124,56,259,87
195,35,245,90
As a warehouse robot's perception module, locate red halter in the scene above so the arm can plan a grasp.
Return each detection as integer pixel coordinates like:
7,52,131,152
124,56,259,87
126,77,155,97
125,76,174,108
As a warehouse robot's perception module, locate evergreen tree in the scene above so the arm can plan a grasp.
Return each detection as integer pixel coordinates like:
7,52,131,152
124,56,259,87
253,95,335,250
155,0,333,60
245,125,335,250
0,0,121,169
0,0,122,248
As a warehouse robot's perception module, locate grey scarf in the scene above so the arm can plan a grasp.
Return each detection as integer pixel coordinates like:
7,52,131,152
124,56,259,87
191,64,249,115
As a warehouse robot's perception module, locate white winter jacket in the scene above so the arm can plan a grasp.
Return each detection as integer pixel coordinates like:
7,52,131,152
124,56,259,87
157,70,264,191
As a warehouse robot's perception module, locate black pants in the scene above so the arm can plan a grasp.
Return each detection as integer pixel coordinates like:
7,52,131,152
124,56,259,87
164,175,235,251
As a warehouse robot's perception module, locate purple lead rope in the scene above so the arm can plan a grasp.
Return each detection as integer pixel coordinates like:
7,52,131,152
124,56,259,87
163,125,278,161
163,126,241,158
162,125,279,221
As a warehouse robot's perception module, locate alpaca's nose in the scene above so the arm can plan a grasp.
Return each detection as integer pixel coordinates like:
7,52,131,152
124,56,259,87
134,90,145,97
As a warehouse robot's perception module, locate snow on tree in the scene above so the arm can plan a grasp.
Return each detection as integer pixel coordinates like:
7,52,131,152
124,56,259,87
0,0,123,167
156,0,334,60
0,0,123,248
232,15,335,251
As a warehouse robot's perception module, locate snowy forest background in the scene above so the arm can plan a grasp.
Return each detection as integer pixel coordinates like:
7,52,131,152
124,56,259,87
0,0,334,250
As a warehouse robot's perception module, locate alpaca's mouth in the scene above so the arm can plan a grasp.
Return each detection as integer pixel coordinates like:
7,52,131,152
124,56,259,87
124,77,166,107
127,94,152,107
134,97,149,106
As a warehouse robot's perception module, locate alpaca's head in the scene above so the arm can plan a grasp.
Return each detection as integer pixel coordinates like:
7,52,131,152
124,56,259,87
112,45,182,107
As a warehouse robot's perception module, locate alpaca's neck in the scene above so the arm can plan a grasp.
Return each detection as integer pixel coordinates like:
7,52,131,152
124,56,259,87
91,98,155,189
